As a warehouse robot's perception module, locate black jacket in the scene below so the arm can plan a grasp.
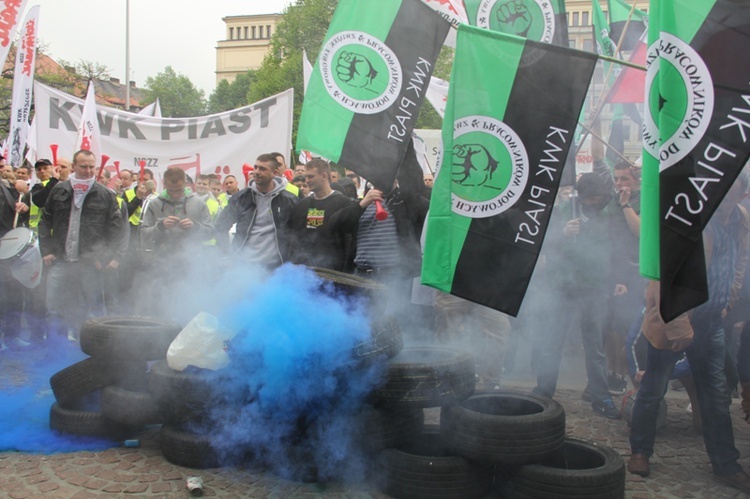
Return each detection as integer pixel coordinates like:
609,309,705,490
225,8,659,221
39,180,124,263
1,181,27,235
215,182,299,261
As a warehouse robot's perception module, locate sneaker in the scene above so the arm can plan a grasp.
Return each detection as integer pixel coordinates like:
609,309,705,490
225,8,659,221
608,373,628,393
670,379,685,391
592,398,622,419
9,337,30,349
67,330,77,342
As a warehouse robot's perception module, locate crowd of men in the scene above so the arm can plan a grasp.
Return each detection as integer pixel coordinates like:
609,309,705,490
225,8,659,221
2,140,750,493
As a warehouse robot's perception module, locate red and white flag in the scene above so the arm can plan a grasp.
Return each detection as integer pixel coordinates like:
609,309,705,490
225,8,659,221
607,31,647,104
420,0,467,47
75,80,102,159
0,0,30,71
8,5,39,167
426,76,449,118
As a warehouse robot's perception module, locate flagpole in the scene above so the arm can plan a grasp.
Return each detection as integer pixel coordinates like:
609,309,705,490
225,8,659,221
124,0,130,111
577,121,635,166
574,0,640,158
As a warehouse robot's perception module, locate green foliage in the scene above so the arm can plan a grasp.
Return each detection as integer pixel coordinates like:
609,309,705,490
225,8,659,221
144,66,206,118
208,70,257,114
249,0,338,142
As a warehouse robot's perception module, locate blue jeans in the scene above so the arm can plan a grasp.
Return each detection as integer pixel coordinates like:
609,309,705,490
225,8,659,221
46,260,102,336
629,314,741,476
532,287,610,403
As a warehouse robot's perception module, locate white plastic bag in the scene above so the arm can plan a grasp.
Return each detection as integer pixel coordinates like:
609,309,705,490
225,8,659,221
167,312,237,371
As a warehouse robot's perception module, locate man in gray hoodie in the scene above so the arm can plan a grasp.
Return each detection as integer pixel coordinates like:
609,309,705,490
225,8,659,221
215,153,299,268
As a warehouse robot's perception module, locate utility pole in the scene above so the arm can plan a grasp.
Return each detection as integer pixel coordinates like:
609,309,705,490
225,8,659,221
124,0,130,111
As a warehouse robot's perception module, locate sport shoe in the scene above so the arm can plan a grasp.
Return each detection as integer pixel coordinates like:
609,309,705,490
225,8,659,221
608,373,628,393
627,453,650,477
9,337,30,349
592,398,622,419
715,470,750,494
67,330,77,342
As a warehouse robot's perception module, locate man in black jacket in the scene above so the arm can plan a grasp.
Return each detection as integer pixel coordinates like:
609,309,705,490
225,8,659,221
215,153,298,268
39,150,123,340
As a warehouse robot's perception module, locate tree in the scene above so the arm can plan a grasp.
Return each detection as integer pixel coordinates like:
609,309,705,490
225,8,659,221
248,0,338,142
144,66,206,117
74,60,112,80
207,70,256,114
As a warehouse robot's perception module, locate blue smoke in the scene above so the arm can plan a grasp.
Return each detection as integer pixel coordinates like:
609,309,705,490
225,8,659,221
0,335,119,452
200,264,386,480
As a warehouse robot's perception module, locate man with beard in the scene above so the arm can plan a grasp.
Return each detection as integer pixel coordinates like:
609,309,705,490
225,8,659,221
531,172,621,419
39,150,123,341
215,154,298,268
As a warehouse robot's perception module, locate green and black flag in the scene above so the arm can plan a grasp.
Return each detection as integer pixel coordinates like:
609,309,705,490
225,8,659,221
464,0,569,47
640,0,750,321
421,24,596,316
607,0,647,51
296,0,450,190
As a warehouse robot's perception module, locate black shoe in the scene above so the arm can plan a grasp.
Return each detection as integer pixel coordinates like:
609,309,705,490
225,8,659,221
581,386,592,402
592,398,621,419
715,471,750,494
608,373,627,393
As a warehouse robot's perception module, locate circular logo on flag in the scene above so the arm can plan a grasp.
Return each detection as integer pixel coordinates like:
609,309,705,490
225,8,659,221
643,32,714,171
450,116,529,218
477,0,555,43
319,31,403,115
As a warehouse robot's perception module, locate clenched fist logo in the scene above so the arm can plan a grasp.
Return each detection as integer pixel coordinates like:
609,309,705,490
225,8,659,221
496,0,531,37
336,50,378,90
452,143,500,186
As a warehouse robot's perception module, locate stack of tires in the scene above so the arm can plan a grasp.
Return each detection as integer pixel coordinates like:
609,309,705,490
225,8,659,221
49,317,182,439
374,352,626,499
154,316,410,471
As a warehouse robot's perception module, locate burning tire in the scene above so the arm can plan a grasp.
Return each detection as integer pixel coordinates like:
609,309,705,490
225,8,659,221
371,347,475,408
376,426,494,499
49,402,138,438
353,316,404,365
101,386,163,426
80,316,182,361
497,438,625,498
440,390,565,465
50,358,147,408
160,423,220,469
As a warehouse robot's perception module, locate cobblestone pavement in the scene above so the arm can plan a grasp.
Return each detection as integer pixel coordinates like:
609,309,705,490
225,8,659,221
1,381,749,498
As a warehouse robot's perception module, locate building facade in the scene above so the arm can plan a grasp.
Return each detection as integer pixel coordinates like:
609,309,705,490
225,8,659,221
215,13,282,85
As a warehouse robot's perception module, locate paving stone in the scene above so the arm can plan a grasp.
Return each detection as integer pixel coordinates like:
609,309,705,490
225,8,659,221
122,483,149,493
150,481,172,493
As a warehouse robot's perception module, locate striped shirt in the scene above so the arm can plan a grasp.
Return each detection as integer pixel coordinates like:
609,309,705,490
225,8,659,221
354,203,400,270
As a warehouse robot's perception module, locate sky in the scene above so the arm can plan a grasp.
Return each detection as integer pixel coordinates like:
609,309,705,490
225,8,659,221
29,0,293,96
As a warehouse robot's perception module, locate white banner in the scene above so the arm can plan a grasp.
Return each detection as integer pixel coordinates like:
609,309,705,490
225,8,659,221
420,0,468,48
302,49,313,96
33,82,294,188
8,4,38,167
0,0,30,74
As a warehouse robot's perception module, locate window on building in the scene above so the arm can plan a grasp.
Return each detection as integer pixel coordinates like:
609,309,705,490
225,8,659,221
229,27,234,40
267,25,272,38
572,12,579,26
252,26,257,39
583,38,593,52
260,26,265,38
244,26,248,39
582,12,589,26
569,39,576,49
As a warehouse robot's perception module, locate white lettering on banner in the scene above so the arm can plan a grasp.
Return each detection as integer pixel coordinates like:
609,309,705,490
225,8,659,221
33,82,294,189
514,126,569,246
388,57,433,143
663,83,750,228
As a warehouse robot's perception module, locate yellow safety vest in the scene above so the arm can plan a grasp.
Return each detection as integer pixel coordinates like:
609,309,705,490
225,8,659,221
125,187,141,225
29,179,51,231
